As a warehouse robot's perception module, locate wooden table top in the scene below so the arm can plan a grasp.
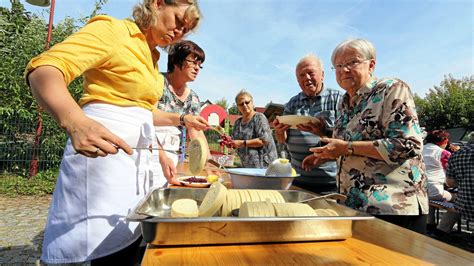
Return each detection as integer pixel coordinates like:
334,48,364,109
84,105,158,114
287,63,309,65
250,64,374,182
143,163,473,265
142,218,473,265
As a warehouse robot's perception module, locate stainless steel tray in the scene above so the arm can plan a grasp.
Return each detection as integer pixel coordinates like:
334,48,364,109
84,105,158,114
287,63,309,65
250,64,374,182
127,188,374,245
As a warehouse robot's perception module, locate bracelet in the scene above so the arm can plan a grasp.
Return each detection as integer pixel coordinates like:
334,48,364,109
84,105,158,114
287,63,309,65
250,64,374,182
347,141,354,156
179,114,186,126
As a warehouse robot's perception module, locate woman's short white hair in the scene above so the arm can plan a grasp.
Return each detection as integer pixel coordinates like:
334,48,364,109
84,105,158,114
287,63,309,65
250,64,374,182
331,38,376,66
296,53,324,71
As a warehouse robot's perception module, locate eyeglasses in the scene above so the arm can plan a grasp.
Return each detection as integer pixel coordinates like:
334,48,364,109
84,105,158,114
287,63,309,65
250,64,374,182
238,100,251,107
331,59,369,71
185,59,203,69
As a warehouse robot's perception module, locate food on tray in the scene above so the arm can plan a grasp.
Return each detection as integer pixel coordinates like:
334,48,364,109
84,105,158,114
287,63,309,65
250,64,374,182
171,199,199,218
183,176,208,183
314,208,339,216
273,203,317,217
221,189,285,217
189,138,207,175
239,201,276,217
198,181,227,217
265,158,294,177
206,174,219,183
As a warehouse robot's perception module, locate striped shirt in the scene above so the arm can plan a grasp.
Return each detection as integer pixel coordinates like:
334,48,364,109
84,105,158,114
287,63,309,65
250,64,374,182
283,87,343,186
446,144,474,220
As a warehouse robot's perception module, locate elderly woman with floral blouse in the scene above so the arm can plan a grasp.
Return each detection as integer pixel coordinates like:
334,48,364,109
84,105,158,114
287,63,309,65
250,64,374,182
302,38,428,234
231,90,278,168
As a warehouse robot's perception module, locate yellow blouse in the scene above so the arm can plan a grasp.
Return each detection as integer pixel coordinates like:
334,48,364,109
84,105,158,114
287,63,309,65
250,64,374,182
26,15,163,111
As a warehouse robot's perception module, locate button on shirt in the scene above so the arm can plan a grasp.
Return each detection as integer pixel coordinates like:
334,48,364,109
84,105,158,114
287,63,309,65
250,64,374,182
334,78,429,215
283,87,342,186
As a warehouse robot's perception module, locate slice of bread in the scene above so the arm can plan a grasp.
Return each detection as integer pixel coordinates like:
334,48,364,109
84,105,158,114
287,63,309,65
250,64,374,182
171,199,199,218
199,181,227,217
189,138,207,175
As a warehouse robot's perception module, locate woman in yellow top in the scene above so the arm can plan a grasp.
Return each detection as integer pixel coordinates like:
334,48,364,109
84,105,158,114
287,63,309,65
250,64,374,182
25,0,207,264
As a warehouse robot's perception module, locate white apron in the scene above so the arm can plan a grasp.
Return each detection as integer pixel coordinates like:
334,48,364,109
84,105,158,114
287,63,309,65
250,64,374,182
41,103,160,263
152,126,181,188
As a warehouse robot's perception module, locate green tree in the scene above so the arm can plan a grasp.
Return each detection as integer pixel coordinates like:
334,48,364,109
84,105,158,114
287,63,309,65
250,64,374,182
415,75,473,131
228,103,239,115
214,97,228,111
0,1,105,175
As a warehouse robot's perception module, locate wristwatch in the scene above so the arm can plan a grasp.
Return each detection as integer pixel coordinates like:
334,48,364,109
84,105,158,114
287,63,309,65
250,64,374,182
347,141,354,156
243,140,247,147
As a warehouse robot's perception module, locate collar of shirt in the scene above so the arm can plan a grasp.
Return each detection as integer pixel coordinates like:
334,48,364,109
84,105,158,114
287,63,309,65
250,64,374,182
298,85,326,102
124,19,161,63
342,78,378,108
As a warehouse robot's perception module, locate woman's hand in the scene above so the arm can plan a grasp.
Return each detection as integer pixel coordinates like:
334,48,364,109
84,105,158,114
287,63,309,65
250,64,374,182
309,137,348,160
301,154,323,171
159,153,177,182
67,114,133,157
231,139,245,149
184,115,209,130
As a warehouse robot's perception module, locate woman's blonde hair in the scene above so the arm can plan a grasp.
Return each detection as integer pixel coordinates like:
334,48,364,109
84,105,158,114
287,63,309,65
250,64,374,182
133,0,201,31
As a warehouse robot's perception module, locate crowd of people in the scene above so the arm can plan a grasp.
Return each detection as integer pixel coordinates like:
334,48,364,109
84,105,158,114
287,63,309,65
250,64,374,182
25,0,472,264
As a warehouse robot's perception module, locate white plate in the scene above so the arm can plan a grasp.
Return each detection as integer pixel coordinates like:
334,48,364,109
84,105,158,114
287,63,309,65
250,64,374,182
176,176,211,188
277,115,317,128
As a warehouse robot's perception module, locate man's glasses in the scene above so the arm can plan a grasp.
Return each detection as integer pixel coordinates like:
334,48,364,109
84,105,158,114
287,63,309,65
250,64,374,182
238,100,251,107
185,59,203,69
331,59,369,71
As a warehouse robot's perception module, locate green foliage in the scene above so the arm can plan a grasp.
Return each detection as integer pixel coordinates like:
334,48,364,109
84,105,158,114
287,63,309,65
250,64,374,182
0,168,58,196
228,103,239,115
0,1,106,176
415,75,473,131
214,97,228,111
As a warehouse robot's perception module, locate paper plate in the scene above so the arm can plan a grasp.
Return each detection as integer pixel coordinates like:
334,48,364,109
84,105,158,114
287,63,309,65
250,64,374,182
277,115,317,129
176,176,211,188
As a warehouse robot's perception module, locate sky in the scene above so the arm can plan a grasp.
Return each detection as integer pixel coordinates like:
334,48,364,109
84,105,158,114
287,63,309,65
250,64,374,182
3,0,473,107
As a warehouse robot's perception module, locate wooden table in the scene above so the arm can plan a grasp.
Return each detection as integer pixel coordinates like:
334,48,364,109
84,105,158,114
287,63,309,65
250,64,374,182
142,218,473,265
144,164,473,265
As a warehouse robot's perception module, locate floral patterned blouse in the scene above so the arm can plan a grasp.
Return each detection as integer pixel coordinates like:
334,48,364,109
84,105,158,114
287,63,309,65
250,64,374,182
157,73,201,116
232,113,278,168
334,77,429,215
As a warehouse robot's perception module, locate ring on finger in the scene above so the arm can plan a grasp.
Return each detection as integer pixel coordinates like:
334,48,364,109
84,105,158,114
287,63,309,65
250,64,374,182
95,147,101,154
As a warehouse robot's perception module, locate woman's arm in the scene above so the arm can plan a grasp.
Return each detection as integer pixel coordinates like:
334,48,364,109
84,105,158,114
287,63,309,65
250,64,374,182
152,109,209,130
28,66,132,157
309,137,384,160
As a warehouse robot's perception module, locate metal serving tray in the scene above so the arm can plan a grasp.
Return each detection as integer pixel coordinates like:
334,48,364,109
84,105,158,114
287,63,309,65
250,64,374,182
127,188,374,246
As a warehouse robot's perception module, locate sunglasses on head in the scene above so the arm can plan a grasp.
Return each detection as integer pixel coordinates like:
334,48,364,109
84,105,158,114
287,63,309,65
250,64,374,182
238,100,251,107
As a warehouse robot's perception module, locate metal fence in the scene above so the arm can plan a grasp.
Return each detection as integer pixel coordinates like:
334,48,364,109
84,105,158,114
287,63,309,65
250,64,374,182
0,115,65,177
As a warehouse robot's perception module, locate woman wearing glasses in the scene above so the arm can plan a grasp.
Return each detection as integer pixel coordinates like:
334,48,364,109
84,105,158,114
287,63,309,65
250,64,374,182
155,40,211,185
303,38,428,234
231,90,278,168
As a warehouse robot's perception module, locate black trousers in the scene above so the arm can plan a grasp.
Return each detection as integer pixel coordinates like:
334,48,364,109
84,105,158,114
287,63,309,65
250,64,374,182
90,236,146,266
375,214,428,235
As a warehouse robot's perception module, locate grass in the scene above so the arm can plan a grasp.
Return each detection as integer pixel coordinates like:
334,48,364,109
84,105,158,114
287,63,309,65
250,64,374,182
0,169,58,197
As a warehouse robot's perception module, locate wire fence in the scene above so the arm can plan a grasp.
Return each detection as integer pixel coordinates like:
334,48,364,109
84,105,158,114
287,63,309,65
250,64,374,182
0,115,64,177
0,114,234,177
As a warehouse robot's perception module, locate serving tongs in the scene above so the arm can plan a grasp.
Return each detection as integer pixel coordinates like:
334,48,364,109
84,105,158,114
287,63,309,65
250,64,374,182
208,125,226,136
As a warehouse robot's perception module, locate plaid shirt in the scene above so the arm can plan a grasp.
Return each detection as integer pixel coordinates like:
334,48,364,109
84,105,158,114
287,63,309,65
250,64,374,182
283,87,342,186
446,144,474,220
